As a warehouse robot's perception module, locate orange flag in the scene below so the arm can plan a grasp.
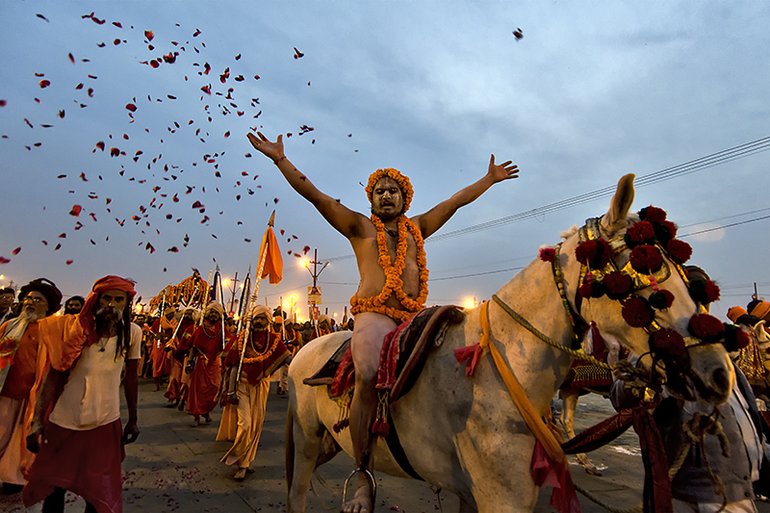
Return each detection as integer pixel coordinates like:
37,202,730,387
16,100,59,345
258,213,283,284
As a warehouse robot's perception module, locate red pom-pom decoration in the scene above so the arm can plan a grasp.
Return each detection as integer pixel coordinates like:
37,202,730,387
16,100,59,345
625,221,656,247
539,246,556,263
688,313,725,341
649,289,675,310
639,206,667,224
654,220,677,242
649,328,687,358
604,271,633,300
578,279,606,299
666,239,692,264
622,297,654,328
575,238,614,269
689,278,720,305
629,244,664,274
723,324,750,352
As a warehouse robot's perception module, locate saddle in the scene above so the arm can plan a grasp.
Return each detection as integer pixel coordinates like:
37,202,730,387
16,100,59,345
303,305,464,402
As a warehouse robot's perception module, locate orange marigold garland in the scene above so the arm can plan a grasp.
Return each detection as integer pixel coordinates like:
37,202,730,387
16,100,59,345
350,214,428,323
237,329,280,364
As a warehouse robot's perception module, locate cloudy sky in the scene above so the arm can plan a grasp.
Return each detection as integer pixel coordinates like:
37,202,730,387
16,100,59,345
1,1,768,322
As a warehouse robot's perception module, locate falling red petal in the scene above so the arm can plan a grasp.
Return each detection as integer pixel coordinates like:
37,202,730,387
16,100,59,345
144,30,154,41
68,53,75,64
1,256,13,264
11,247,21,256
69,204,83,216
125,103,137,112
66,259,74,265
39,79,51,88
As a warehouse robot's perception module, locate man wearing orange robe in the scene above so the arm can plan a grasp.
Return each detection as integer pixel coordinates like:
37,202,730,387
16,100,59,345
221,305,289,480
186,302,226,426
0,279,62,493
23,275,140,513
164,307,196,407
150,306,176,391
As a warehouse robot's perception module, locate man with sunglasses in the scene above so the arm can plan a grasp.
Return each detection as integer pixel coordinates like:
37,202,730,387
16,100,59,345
0,278,62,494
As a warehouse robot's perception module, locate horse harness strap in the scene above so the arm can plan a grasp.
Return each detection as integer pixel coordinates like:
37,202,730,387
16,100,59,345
490,295,611,370
480,300,565,463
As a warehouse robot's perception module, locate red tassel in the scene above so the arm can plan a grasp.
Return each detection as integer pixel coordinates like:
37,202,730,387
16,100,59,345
666,239,692,264
649,290,675,310
649,328,686,359
604,271,633,300
625,221,656,246
575,238,613,269
622,297,654,328
539,246,556,263
629,245,663,274
723,325,750,352
454,343,483,377
639,206,667,223
688,314,725,341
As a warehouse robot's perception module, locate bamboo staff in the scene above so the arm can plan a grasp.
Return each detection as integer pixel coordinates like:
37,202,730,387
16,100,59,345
234,211,275,388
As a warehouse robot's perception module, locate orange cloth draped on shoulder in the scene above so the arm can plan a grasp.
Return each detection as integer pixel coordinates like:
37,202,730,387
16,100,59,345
186,323,223,416
22,314,86,472
259,225,283,284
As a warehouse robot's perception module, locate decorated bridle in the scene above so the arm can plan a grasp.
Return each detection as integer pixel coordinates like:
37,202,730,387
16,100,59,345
540,205,749,387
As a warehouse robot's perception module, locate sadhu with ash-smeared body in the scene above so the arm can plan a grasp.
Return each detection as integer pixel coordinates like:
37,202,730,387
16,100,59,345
248,130,521,513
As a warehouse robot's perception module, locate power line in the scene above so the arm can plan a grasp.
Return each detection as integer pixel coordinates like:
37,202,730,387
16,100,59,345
430,136,770,242
325,135,770,261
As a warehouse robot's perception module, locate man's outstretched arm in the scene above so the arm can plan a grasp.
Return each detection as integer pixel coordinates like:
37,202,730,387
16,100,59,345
247,131,363,238
415,154,519,238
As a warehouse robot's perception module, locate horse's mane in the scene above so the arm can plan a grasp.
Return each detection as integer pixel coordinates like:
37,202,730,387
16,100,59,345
560,226,578,240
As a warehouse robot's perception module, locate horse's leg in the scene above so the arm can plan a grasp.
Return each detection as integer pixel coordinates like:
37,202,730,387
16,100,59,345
455,433,539,513
561,392,602,476
287,389,338,513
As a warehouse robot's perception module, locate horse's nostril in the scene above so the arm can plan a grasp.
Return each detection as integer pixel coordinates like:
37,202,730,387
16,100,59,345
712,368,730,393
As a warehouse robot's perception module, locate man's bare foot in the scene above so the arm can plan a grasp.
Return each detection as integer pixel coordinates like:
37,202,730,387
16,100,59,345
341,482,373,513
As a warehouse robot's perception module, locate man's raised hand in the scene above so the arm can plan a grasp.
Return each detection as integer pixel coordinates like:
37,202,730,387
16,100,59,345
246,131,285,163
487,154,520,183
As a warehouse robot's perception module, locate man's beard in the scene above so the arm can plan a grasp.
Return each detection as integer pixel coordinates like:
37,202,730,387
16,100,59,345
371,207,401,222
96,306,122,333
20,307,43,323
64,306,80,315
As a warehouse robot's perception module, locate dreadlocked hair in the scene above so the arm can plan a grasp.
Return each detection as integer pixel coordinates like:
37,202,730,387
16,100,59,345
114,302,133,360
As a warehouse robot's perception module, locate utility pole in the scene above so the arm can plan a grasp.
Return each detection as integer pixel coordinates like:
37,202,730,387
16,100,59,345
305,248,329,334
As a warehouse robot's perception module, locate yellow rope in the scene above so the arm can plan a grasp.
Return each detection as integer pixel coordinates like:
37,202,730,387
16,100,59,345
479,301,566,463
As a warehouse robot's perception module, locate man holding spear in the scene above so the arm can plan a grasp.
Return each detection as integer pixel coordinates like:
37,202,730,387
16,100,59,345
220,211,289,480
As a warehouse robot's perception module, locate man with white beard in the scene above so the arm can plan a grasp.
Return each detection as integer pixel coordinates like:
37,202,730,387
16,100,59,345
0,278,62,494
23,275,140,513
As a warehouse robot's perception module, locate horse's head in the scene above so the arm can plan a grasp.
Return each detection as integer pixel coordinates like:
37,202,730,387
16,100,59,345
550,174,744,405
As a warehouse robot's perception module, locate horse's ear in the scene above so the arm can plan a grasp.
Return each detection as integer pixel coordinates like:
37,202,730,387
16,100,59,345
601,174,635,235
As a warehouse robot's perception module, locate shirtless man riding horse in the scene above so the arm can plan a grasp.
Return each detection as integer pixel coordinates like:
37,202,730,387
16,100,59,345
247,130,520,513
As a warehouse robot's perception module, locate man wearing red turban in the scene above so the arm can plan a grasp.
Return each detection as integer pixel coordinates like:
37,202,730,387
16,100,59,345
23,275,141,513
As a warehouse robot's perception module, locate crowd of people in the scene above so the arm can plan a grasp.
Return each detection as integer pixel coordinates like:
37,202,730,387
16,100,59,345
0,276,352,512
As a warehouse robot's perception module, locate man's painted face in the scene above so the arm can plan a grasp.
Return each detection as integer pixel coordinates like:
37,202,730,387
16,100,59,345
205,311,222,323
22,291,48,318
252,314,269,329
371,177,404,221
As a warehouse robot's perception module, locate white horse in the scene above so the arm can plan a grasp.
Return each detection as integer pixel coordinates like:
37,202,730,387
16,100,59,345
286,174,735,513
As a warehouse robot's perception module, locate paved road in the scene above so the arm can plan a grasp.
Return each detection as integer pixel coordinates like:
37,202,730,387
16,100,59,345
1,379,768,512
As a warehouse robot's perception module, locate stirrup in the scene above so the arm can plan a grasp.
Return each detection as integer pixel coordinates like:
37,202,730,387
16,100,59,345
342,467,377,508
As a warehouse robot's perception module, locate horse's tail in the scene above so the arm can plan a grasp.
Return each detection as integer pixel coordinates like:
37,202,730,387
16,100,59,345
285,401,295,493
